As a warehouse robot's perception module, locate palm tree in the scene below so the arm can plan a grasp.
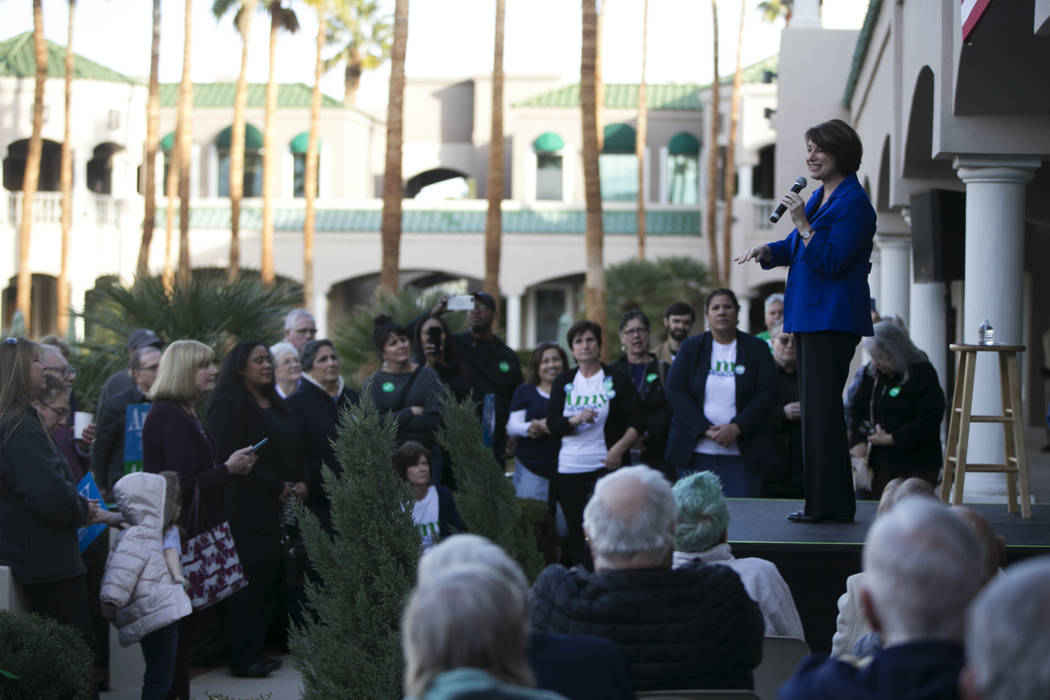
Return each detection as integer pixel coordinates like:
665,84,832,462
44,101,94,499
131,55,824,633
758,0,793,25
324,0,392,107
635,0,648,261
58,0,76,333
379,0,408,293
720,0,745,285
594,0,607,151
176,0,195,289
581,0,606,344
705,0,721,283
17,0,47,335
261,2,300,286
483,0,505,307
137,0,161,279
303,0,327,308
163,155,178,294
212,0,259,283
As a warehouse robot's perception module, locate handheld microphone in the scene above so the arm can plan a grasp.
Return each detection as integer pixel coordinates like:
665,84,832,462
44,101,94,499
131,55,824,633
769,177,808,224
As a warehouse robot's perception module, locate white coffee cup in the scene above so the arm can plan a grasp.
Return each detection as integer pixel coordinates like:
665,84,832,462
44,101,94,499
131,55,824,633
74,411,94,439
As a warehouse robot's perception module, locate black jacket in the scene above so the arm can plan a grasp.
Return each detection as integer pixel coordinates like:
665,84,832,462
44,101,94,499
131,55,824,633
286,379,359,530
664,331,778,473
528,562,764,691
547,365,645,456
0,408,90,584
91,384,147,494
765,365,804,498
435,484,466,539
609,355,671,476
846,361,945,479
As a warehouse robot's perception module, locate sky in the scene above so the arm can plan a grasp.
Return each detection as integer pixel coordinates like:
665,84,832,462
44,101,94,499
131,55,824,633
3,0,868,113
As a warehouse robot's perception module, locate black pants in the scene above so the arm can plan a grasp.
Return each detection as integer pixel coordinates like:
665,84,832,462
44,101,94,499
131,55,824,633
22,574,95,654
796,331,859,519
141,622,179,700
227,533,282,670
557,469,605,570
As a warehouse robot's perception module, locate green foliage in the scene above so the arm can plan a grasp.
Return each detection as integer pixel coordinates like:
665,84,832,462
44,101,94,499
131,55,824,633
605,256,712,341
0,611,94,699
332,288,465,390
438,389,545,581
72,270,302,407
290,391,420,700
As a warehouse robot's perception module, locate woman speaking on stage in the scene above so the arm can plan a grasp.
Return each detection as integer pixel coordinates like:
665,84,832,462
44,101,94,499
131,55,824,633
736,118,876,523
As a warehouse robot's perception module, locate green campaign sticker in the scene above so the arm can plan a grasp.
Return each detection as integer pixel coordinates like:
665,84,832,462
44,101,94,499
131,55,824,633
645,372,658,383
889,386,901,397
499,361,510,372
382,381,395,392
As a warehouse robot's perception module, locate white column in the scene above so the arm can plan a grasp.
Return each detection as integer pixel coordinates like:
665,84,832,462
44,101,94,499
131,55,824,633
868,247,882,312
313,284,328,339
505,293,522,351
909,280,948,431
792,0,821,28
954,155,1039,499
737,298,752,334
876,228,911,326
737,164,754,199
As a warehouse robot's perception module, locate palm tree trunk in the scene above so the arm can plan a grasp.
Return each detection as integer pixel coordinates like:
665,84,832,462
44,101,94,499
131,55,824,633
137,0,161,279
483,0,505,309
344,49,362,107
594,0,606,151
379,0,409,293
17,1,47,335
229,0,257,282
721,0,745,286
635,0,648,261
261,4,279,285
163,158,178,295
581,0,606,349
58,0,75,334
304,4,324,308
176,0,194,289
705,0,721,283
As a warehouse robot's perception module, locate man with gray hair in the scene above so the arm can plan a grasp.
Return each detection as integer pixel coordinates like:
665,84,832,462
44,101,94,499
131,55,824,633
756,293,784,349
283,308,317,352
961,556,1050,700
779,497,985,699
419,535,632,700
529,466,763,692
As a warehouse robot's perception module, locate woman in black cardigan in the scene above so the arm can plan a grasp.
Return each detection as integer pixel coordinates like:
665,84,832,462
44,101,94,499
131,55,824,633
207,340,307,679
142,339,257,696
664,289,778,497
547,320,644,568
846,321,945,498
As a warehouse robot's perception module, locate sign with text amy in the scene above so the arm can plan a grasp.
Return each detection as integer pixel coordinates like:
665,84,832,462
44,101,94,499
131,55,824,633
124,403,151,475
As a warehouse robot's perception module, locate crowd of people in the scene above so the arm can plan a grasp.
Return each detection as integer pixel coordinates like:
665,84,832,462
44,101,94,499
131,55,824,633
2,116,1047,699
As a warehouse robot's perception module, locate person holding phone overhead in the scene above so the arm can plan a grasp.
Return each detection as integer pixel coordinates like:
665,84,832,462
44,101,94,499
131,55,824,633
736,119,876,523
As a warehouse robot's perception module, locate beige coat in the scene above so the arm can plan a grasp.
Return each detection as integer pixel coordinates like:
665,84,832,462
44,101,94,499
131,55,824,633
100,472,192,646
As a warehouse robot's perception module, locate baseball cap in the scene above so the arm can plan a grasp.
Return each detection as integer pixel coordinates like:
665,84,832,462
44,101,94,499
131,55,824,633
471,292,497,310
127,329,162,351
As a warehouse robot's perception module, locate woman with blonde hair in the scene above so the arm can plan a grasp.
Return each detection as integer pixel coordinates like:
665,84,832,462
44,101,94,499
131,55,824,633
142,339,258,697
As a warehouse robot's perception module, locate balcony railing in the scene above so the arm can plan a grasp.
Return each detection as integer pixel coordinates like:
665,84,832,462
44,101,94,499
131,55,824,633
6,192,62,226
4,192,126,228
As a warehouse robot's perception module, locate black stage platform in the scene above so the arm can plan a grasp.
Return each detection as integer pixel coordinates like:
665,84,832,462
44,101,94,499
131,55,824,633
725,498,1050,652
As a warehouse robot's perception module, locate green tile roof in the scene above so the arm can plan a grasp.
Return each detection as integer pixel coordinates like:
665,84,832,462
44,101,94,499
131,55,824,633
513,54,779,110
0,32,137,84
159,83,343,109
157,207,701,236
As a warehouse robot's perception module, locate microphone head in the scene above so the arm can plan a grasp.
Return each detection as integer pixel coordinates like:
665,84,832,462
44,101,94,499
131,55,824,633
794,176,807,188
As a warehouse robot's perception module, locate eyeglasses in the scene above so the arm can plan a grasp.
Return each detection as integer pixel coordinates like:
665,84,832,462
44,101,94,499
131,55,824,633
777,335,794,346
42,365,77,378
40,403,70,419
293,327,318,335
622,327,648,336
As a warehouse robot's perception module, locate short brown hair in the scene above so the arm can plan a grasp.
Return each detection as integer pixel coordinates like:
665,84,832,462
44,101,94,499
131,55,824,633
804,118,863,175
393,441,430,481
566,320,602,349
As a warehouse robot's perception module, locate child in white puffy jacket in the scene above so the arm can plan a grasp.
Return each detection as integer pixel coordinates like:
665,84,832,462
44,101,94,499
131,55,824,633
101,471,192,700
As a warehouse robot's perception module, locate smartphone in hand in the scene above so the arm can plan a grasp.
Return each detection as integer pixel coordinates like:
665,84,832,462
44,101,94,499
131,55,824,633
250,437,269,452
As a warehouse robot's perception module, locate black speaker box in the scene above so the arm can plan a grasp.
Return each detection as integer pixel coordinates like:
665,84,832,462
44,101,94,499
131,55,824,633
910,189,966,283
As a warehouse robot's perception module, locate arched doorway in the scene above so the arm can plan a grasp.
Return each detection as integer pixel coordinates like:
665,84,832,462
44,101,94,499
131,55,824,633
405,168,473,200
3,139,62,192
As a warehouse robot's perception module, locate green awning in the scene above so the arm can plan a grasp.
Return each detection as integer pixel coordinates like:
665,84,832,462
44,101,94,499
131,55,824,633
668,132,700,155
602,123,636,153
215,123,263,150
289,131,322,154
160,132,174,152
532,131,564,152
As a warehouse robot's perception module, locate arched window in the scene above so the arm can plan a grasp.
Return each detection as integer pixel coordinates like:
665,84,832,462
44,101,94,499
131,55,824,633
599,123,637,202
290,132,320,198
2,139,62,192
667,132,700,205
87,143,123,195
533,131,564,201
216,123,263,197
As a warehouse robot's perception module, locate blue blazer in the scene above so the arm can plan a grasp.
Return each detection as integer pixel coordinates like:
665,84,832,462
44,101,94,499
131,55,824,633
663,331,778,473
763,172,876,336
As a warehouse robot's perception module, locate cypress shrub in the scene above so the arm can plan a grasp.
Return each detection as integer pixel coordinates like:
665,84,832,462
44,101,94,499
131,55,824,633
0,611,94,700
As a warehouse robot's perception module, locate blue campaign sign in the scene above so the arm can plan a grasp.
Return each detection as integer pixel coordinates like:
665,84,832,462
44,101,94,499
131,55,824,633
124,403,151,474
76,472,108,552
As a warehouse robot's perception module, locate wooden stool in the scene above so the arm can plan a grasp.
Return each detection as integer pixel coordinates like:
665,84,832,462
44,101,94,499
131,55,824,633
941,344,1031,517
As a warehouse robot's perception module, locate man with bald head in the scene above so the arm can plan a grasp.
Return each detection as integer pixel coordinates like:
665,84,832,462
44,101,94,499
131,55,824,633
529,466,763,692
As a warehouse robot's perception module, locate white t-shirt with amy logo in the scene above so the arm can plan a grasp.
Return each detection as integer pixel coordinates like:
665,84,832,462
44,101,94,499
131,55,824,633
695,339,742,456
558,369,613,474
